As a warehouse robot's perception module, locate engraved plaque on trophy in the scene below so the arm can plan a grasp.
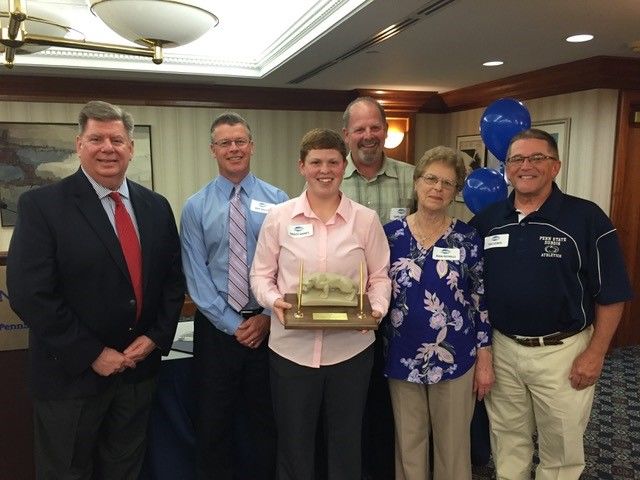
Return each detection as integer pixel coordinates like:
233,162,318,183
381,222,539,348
283,262,377,330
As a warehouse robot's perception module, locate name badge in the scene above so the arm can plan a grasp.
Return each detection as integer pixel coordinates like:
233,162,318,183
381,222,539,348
389,207,409,221
250,199,275,214
484,234,509,249
432,247,460,261
288,224,314,238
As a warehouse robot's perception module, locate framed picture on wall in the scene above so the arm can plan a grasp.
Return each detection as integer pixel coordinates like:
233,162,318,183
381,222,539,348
0,122,153,227
456,134,486,202
533,118,570,190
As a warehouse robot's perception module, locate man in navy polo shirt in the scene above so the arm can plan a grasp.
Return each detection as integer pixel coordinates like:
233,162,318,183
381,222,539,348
470,128,632,480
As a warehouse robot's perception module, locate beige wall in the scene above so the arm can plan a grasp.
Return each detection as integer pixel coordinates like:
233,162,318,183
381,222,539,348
0,103,342,249
415,88,620,221
0,88,619,249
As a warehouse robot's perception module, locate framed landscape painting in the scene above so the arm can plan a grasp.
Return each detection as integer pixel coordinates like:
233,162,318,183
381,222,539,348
0,122,152,226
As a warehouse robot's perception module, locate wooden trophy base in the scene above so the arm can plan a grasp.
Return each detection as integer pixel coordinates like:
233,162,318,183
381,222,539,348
283,293,377,330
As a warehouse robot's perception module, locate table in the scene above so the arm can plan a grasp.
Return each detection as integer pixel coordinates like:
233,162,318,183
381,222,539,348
140,321,196,480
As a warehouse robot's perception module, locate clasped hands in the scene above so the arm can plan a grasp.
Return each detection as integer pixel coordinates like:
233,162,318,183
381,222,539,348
235,313,270,349
91,334,157,377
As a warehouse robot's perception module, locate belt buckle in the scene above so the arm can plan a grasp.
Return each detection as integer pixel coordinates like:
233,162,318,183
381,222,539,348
525,337,543,347
521,334,564,347
513,335,544,347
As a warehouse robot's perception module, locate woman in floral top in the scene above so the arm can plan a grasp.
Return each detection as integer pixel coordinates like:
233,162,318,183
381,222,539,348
382,146,494,480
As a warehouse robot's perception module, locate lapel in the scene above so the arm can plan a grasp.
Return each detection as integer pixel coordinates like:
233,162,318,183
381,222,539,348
69,170,131,281
128,179,154,294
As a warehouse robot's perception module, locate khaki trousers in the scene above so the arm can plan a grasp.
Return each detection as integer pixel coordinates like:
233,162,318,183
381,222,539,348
388,367,475,480
486,329,595,480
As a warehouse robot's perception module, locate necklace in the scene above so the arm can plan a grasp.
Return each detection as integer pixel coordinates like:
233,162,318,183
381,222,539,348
410,213,449,247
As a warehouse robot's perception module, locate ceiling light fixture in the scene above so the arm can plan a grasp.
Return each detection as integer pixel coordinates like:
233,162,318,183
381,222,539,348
0,0,218,68
566,34,594,43
483,60,503,67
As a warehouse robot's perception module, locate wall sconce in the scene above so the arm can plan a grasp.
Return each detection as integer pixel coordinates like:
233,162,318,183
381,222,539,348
384,128,405,149
0,0,218,68
385,117,409,149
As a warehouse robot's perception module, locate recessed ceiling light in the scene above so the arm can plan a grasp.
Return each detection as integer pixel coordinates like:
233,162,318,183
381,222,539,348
483,60,503,67
566,34,594,43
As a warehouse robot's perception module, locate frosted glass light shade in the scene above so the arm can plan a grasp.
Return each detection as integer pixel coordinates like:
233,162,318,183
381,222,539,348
88,0,218,47
384,130,405,149
1,2,74,54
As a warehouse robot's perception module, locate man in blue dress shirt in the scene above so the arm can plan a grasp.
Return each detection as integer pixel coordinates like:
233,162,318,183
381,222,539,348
180,112,288,480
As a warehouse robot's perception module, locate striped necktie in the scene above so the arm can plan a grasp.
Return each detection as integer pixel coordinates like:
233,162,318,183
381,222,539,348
228,185,249,312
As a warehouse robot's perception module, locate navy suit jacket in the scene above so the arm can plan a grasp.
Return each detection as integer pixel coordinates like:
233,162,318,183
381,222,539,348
7,169,184,399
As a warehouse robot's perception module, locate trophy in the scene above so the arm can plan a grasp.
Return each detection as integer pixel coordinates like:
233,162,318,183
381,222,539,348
283,261,377,330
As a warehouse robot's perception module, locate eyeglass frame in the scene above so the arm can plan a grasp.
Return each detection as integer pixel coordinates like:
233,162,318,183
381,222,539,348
417,174,458,190
505,153,558,166
211,138,252,149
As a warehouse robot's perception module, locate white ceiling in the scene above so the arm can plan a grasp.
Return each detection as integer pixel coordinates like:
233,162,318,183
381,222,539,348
4,0,640,93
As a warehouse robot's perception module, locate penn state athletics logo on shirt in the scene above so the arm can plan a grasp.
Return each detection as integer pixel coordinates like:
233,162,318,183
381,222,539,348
539,235,566,258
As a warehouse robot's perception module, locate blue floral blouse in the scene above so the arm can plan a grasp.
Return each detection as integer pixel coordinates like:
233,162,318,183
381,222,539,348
382,218,491,384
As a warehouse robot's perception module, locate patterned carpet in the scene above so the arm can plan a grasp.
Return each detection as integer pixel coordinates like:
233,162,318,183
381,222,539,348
472,345,640,480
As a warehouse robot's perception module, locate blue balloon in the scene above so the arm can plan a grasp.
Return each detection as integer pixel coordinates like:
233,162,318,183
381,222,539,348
480,98,531,162
463,168,508,214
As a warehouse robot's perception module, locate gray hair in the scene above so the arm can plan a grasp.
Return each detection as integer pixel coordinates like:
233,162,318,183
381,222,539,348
507,128,559,159
342,96,387,129
210,112,252,141
414,146,467,191
78,100,134,137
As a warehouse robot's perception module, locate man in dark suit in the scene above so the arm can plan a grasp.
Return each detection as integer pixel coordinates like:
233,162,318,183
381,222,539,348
7,100,184,480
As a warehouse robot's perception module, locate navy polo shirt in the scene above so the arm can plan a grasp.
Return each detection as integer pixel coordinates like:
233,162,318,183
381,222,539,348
470,183,632,336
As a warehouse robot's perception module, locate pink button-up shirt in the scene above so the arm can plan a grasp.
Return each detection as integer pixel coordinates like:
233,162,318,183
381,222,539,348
251,193,391,368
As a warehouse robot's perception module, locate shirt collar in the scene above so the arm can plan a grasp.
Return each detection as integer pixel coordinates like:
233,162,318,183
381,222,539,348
290,192,352,223
81,166,129,200
509,182,564,221
216,172,256,198
531,182,564,221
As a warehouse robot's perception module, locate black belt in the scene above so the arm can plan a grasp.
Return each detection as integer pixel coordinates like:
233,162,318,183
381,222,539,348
237,307,264,319
503,330,581,347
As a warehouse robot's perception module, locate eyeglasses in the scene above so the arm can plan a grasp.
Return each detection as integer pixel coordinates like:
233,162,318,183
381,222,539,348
212,138,251,149
418,174,457,190
506,153,557,165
